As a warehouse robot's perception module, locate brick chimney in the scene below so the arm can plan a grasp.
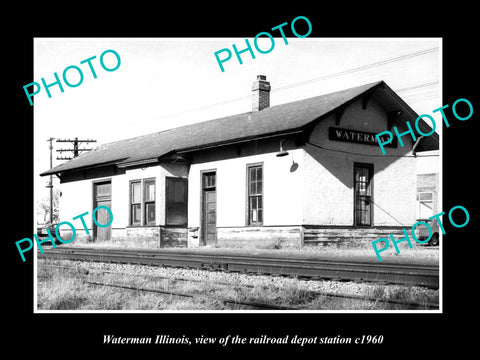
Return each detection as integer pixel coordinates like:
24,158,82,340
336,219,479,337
252,75,271,111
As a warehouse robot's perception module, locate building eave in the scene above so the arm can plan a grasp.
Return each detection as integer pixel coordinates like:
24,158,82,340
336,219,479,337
39,159,127,177
175,129,305,154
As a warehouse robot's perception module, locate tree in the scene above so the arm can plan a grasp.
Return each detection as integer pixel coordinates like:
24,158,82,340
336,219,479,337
37,188,60,225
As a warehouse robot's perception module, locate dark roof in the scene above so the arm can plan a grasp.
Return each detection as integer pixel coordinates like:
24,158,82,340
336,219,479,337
40,80,438,176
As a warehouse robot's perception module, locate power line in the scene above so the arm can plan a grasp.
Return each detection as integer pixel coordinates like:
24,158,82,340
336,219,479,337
272,47,439,93
395,80,439,94
130,47,440,126
402,95,440,104
56,137,97,160
400,91,440,102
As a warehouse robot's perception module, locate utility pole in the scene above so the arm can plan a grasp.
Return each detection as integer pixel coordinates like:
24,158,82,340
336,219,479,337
56,137,96,160
46,137,54,226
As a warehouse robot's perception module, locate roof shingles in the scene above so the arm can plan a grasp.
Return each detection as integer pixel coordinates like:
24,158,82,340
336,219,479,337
41,81,431,176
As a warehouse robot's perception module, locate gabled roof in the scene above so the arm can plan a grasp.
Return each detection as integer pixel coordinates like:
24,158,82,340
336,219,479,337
40,80,438,176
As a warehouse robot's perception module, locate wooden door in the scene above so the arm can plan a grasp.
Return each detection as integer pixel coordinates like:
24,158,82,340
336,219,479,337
201,171,216,246
93,181,112,241
203,190,217,246
354,164,373,226
95,200,112,241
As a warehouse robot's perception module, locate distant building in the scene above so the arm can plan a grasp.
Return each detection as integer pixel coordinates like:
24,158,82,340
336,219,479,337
40,77,438,248
416,150,440,220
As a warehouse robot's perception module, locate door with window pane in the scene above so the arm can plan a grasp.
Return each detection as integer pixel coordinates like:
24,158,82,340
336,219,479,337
354,163,373,226
201,171,216,246
93,181,112,241
247,164,263,225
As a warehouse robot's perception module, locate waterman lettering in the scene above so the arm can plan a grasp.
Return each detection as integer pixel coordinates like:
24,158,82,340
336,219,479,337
214,16,312,72
329,127,397,147
23,49,121,106
104,335,152,345
103,335,192,345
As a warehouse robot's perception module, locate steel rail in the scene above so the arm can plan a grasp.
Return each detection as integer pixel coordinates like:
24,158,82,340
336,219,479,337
38,262,439,309
38,246,439,288
37,262,295,310
83,280,296,310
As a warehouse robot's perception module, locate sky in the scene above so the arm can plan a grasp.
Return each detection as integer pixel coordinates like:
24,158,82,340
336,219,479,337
33,37,441,211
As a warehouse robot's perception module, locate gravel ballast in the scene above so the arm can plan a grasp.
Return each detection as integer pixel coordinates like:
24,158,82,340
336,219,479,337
37,259,439,311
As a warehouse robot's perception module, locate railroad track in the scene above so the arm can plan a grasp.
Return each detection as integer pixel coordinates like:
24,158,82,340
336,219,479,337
38,262,439,310
38,246,439,289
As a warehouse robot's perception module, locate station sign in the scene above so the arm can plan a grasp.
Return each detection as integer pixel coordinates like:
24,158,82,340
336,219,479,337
329,127,397,148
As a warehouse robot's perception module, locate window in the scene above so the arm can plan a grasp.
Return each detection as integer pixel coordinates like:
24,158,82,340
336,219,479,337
166,177,188,226
130,181,142,225
247,164,263,225
354,163,373,226
144,179,156,225
129,179,156,226
202,172,216,189
417,191,434,219
95,182,111,197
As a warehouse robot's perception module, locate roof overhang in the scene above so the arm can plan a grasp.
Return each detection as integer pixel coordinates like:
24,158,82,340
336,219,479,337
39,159,128,177
175,129,305,154
116,157,160,169
370,82,439,152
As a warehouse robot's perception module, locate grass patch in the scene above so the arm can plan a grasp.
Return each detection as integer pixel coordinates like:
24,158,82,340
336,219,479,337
37,259,439,311
37,277,88,310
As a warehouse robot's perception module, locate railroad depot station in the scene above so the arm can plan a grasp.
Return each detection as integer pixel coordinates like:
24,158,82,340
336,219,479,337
40,76,439,248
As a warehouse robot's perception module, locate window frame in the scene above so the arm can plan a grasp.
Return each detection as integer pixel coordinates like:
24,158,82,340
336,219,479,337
353,162,374,227
202,171,216,190
129,180,142,226
143,178,156,226
246,162,264,226
417,191,434,219
129,178,156,226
